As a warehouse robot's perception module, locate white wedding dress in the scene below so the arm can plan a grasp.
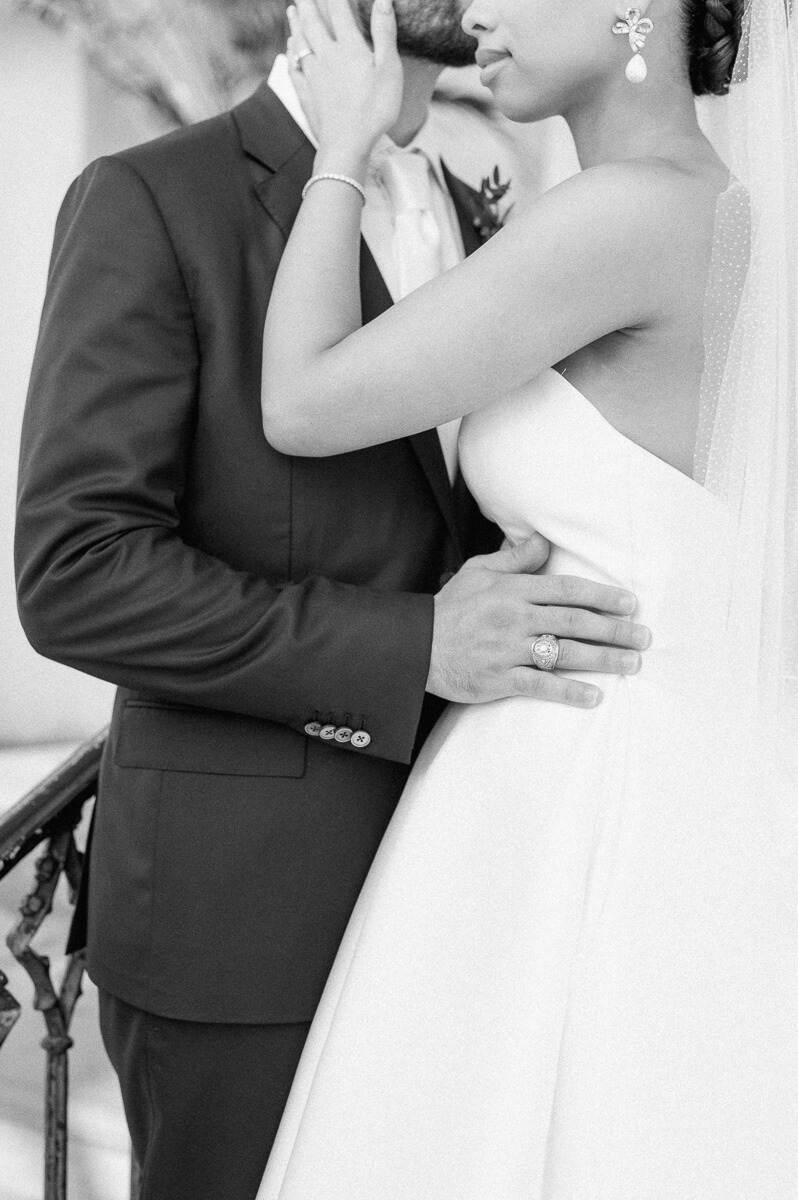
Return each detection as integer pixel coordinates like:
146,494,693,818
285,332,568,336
259,368,798,1199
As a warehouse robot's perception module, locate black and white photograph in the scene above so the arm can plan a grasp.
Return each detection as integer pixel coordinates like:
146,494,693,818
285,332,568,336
1,0,796,1196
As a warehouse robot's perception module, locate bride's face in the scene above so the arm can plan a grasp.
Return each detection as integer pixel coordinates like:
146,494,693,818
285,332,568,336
461,0,623,120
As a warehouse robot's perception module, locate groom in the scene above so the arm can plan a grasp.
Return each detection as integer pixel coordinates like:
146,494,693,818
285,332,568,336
15,3,649,1198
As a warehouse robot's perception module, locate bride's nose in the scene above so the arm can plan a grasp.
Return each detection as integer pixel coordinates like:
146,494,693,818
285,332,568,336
461,1,497,35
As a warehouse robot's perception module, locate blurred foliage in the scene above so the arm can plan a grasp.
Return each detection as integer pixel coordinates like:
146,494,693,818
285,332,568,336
5,0,288,124
2,0,514,188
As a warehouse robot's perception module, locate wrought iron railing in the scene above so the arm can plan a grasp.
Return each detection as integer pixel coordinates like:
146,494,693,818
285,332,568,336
0,730,141,1200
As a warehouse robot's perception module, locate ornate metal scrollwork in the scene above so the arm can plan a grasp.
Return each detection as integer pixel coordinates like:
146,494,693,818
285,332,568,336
0,734,107,1200
6,826,87,1200
0,966,21,1049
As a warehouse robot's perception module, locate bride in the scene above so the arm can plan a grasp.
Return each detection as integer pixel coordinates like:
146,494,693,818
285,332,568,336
257,0,798,1194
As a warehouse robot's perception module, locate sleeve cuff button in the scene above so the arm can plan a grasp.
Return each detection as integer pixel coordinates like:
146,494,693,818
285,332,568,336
350,730,371,749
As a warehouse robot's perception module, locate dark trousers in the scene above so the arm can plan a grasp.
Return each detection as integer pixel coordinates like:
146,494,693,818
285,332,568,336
99,989,310,1200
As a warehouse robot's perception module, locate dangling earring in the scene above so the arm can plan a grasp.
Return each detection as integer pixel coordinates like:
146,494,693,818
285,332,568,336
612,8,654,82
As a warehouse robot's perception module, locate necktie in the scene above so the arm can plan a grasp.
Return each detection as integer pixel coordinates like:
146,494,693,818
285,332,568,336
377,147,461,483
378,147,444,296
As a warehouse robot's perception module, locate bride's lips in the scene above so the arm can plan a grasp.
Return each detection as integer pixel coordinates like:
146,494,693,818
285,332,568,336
475,47,511,84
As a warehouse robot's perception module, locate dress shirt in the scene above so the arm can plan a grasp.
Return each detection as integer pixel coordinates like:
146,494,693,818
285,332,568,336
267,54,464,484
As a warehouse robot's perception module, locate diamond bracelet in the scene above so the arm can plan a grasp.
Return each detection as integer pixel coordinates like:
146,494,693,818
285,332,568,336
301,173,367,206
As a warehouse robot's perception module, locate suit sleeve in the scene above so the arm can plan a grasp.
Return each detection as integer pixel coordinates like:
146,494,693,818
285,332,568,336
15,156,434,765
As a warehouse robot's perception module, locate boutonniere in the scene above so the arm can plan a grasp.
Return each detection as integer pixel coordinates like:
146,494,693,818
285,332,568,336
471,166,513,240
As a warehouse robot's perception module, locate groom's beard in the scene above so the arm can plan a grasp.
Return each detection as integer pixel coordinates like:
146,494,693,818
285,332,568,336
354,0,477,67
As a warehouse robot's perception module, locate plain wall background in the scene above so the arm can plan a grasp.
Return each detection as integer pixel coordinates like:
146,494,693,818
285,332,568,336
0,12,115,744
0,13,175,745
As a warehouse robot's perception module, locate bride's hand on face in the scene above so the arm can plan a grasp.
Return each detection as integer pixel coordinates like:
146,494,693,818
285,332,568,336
287,0,403,172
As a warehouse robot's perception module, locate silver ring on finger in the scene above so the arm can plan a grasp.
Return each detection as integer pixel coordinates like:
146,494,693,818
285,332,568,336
291,46,314,70
531,633,560,671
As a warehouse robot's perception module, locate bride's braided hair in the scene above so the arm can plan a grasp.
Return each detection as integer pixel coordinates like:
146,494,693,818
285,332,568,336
686,0,745,94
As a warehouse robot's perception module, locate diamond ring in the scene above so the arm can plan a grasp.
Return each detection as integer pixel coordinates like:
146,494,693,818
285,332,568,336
531,634,560,671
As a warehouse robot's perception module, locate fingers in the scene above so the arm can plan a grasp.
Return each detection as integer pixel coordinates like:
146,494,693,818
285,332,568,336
481,533,551,576
370,0,398,65
326,0,361,39
510,668,602,709
524,573,638,616
533,606,651,650
541,638,642,675
286,9,315,72
287,46,315,116
293,0,333,51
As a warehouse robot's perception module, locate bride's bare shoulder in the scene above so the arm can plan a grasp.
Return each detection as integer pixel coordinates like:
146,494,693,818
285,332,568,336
504,158,725,264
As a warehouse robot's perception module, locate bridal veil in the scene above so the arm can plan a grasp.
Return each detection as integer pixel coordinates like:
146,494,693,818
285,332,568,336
695,0,798,754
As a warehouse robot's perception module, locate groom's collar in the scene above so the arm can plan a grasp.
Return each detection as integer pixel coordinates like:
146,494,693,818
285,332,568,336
233,76,312,177
266,54,314,152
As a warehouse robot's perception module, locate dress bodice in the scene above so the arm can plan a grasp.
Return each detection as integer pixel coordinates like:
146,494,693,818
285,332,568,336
459,369,733,675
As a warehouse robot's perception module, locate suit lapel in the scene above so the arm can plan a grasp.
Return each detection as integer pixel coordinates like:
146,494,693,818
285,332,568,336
355,248,460,556
233,83,315,238
401,166,487,559
441,162,485,258
233,87,475,560
359,245,464,556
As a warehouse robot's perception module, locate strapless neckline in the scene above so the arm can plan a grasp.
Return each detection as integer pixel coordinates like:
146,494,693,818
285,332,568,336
545,368,709,501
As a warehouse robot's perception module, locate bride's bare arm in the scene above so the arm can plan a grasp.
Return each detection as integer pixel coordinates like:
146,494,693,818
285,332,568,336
263,163,680,456
260,0,678,456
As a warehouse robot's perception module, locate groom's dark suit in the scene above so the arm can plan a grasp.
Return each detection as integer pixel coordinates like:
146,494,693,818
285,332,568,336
16,82,500,1197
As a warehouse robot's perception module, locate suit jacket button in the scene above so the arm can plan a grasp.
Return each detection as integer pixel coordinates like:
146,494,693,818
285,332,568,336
334,727,353,744
304,722,322,737
350,730,371,749
319,724,337,741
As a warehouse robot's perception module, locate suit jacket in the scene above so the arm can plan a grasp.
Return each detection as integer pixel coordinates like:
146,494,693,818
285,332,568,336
15,83,501,1023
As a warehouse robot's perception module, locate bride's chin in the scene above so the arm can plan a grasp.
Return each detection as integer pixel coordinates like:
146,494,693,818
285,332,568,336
485,72,551,123
492,90,550,124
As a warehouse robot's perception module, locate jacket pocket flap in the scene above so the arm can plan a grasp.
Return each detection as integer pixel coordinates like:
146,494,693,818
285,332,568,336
116,702,307,777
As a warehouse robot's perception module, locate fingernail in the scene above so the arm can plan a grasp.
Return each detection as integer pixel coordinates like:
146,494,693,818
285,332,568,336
622,653,641,674
634,628,652,650
582,687,602,707
619,592,636,613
